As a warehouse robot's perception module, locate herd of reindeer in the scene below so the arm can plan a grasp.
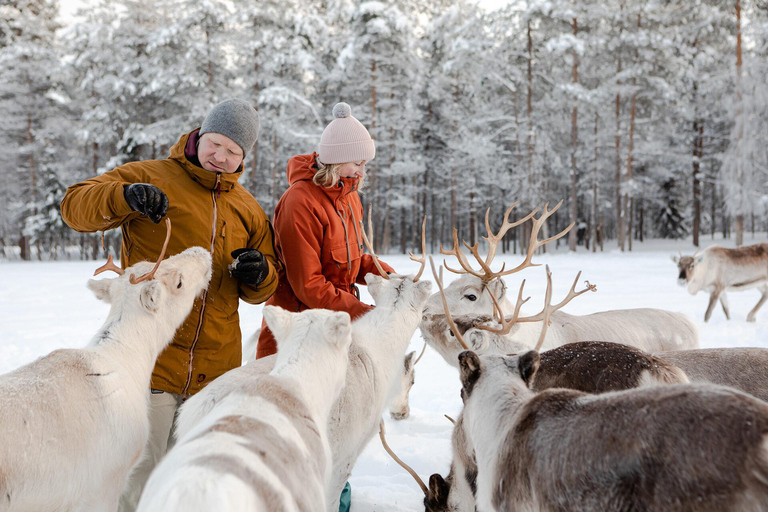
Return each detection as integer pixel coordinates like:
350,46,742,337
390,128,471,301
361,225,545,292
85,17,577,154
3,200,768,511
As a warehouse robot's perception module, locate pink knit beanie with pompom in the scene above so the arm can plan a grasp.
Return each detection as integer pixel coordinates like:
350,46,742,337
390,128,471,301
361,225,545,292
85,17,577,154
317,103,376,164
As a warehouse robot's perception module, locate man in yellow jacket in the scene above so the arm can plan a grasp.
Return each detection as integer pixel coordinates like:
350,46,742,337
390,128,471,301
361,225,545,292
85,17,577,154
60,98,280,511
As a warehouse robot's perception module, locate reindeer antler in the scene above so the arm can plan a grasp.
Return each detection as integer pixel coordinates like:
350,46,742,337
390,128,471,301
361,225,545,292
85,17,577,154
408,216,427,282
360,205,390,280
479,265,597,351
129,218,172,284
379,419,428,496
429,256,470,351
94,254,125,276
414,339,428,365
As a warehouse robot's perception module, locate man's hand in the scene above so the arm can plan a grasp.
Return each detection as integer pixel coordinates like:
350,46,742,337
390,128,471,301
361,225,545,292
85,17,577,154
229,249,269,286
123,184,169,224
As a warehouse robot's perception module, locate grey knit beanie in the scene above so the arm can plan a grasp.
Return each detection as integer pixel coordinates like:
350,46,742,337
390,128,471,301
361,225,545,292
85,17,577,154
200,99,260,155
318,103,375,164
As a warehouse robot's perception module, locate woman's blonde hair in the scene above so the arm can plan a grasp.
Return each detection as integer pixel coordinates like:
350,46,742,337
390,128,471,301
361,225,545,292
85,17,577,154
313,157,366,189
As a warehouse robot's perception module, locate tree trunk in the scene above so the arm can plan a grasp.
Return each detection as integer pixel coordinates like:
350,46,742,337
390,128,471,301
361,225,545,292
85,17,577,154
734,0,744,246
624,13,640,252
692,79,702,247
569,13,579,252
591,112,599,253
526,20,534,194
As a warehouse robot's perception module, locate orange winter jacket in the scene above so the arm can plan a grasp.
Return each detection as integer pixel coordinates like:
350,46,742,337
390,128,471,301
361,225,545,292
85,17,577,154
256,153,394,358
61,129,279,396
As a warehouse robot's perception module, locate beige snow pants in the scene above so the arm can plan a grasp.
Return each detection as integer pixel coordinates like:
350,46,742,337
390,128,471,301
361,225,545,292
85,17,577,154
118,390,183,512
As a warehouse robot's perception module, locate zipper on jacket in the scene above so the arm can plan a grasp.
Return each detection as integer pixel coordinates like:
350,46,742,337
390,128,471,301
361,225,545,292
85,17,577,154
181,173,220,398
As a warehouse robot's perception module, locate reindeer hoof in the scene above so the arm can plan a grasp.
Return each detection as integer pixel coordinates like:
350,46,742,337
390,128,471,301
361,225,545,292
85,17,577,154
747,316,756,323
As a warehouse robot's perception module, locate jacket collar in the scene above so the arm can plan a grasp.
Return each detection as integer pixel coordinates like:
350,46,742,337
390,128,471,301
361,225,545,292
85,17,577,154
169,129,243,192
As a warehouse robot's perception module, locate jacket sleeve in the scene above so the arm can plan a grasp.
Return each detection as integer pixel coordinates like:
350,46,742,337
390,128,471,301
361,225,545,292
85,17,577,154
277,191,372,319
356,255,395,285
238,213,281,305
60,165,145,233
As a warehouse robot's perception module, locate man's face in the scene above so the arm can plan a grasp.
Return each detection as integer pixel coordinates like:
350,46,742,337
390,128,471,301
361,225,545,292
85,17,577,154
197,133,244,174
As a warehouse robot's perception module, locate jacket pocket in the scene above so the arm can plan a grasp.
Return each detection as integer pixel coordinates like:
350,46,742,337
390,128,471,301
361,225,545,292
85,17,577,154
330,244,361,283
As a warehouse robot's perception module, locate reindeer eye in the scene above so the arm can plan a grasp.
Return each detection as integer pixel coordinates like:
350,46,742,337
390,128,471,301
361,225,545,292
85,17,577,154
465,294,478,301
177,280,183,289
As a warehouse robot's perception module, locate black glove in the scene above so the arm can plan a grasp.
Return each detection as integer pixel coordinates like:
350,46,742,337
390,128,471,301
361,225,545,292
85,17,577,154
123,183,169,224
229,249,269,286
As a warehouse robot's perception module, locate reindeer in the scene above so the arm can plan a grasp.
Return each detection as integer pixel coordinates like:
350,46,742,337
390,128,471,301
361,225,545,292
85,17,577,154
421,202,698,370
175,215,432,511
137,306,353,512
458,350,768,511
0,220,212,512
674,244,768,322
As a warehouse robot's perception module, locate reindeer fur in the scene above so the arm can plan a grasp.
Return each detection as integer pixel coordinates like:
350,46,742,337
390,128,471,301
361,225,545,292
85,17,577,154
0,247,212,512
137,307,353,512
460,351,768,512
175,273,432,511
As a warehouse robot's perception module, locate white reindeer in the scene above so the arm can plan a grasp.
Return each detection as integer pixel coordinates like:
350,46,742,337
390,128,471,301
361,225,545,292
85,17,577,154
176,271,432,511
458,350,768,512
674,244,768,322
421,203,698,369
0,227,211,512
137,306,353,512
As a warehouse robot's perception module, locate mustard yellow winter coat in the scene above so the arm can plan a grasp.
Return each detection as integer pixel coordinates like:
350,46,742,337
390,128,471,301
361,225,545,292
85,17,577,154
60,129,279,396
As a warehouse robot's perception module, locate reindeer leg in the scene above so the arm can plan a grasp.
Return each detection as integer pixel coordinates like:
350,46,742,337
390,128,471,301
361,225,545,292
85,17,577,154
719,293,731,320
705,286,724,322
747,287,768,323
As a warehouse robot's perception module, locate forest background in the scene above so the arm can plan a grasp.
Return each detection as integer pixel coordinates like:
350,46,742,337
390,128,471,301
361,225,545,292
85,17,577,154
2,0,767,260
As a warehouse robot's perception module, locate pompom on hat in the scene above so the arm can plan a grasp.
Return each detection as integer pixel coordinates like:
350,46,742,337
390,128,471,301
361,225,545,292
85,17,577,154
317,102,375,164
200,99,260,155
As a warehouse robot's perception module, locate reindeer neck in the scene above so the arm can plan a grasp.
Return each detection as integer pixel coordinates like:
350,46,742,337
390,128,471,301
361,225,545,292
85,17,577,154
353,306,419,365
87,309,176,388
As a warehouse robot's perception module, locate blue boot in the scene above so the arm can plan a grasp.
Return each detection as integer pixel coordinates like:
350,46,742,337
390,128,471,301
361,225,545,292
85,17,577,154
338,481,351,512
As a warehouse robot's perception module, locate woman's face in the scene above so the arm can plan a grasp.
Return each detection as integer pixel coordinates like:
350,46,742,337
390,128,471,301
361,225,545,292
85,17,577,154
337,161,366,179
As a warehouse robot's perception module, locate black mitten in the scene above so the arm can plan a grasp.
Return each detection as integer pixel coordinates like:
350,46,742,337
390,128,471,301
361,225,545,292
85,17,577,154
123,183,169,224
229,249,269,286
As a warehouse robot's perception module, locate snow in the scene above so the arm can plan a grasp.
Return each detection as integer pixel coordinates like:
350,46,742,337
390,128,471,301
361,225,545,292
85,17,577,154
2,235,768,510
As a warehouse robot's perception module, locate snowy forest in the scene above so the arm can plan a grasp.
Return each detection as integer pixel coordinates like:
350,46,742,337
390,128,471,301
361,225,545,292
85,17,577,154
2,0,768,260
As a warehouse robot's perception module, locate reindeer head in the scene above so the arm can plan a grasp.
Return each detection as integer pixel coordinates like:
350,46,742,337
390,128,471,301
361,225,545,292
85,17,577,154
389,350,417,420
365,273,432,313
263,306,353,396
673,252,702,286
87,246,212,343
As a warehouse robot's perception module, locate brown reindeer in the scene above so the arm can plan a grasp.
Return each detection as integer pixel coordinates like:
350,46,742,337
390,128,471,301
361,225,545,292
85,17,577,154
674,244,768,322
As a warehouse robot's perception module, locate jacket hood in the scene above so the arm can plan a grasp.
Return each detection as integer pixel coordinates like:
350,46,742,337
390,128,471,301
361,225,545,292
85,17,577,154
169,129,243,191
287,153,319,185
286,153,361,201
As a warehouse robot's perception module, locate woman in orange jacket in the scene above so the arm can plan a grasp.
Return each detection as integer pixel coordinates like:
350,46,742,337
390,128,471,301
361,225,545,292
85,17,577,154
256,102,394,359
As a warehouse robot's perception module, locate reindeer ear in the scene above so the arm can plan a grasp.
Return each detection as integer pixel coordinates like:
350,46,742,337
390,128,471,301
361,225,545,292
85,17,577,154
491,278,507,300
694,255,704,264
427,473,450,507
364,273,384,297
87,279,113,303
262,306,292,342
404,351,417,373
458,351,483,397
139,281,163,314
671,255,680,264
414,279,433,301
518,350,540,386
324,311,352,347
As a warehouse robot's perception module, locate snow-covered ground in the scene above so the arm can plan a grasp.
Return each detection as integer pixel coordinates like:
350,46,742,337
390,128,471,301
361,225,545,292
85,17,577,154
2,234,768,510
